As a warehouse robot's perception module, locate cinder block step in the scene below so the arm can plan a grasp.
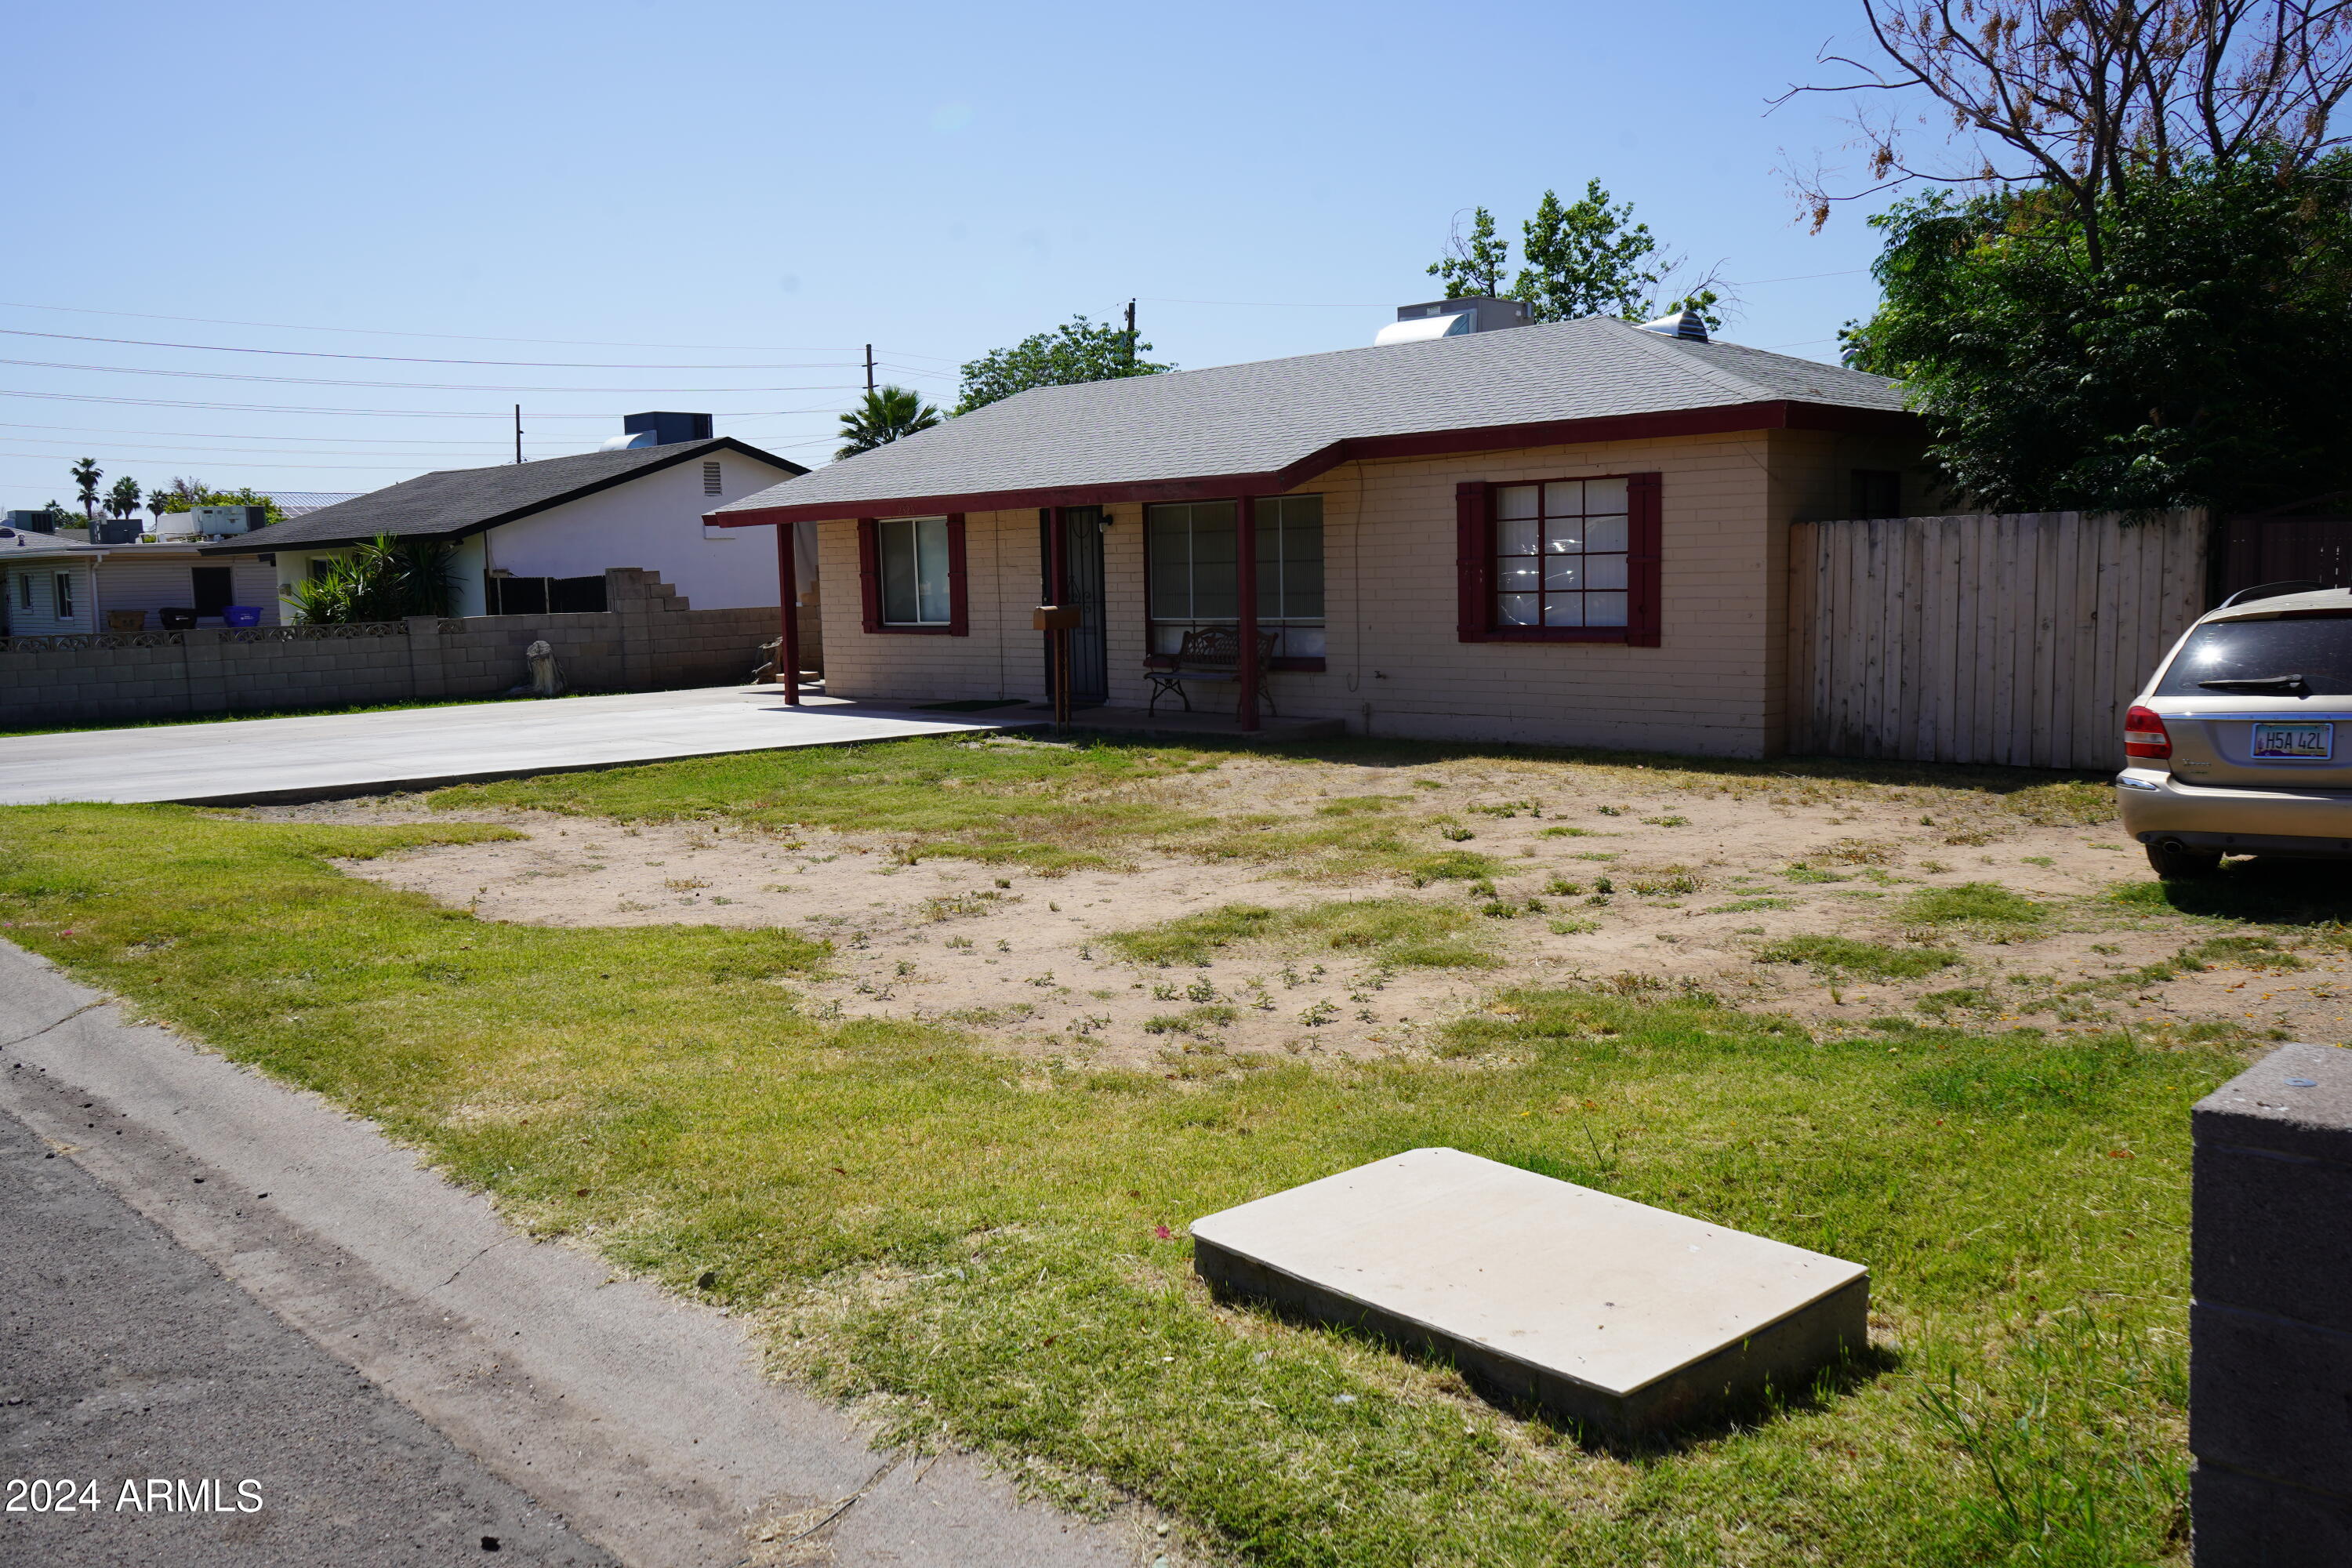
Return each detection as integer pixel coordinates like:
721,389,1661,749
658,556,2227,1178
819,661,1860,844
1192,1147,1868,1439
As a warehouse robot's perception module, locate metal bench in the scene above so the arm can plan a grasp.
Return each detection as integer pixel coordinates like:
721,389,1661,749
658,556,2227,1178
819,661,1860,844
1144,627,1280,718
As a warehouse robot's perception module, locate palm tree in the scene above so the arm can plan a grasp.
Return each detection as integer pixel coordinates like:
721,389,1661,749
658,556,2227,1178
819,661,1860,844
106,475,143,520
147,489,172,531
71,458,102,522
835,386,942,459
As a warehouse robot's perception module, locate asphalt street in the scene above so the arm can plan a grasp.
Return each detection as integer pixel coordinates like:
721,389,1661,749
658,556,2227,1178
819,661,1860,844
0,1101,613,1567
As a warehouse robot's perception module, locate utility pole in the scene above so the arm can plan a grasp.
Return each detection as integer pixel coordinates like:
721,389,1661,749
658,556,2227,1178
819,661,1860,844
1123,299,1137,372
864,344,875,395
514,405,523,464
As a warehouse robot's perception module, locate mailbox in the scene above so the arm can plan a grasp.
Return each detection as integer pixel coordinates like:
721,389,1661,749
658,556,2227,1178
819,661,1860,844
1033,604,1083,630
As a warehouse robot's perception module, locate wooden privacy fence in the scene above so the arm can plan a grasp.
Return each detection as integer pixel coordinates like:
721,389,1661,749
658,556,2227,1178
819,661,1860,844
1788,510,2209,770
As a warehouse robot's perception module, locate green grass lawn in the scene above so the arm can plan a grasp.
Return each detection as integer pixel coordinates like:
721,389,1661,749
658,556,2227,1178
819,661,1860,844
0,749,2235,1566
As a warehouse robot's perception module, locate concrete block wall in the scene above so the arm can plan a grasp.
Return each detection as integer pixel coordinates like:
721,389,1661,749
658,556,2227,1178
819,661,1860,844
0,568,805,727
2190,1042,2352,1564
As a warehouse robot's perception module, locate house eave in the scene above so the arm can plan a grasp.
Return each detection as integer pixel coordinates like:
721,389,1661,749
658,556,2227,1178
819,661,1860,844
704,399,1921,527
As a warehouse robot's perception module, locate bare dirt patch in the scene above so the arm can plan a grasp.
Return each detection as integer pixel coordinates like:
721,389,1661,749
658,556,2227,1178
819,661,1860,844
270,750,2352,1062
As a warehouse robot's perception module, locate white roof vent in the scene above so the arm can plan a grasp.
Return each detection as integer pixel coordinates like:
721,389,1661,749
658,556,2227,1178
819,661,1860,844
1374,312,1475,346
1374,295,1532,346
1638,308,1709,343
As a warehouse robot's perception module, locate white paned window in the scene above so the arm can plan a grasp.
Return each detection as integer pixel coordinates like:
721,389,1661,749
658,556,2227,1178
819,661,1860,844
1494,477,1629,630
878,517,952,625
54,572,74,622
16,572,29,611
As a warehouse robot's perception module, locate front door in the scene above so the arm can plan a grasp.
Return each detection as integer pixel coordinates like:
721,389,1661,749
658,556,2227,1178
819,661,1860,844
1041,507,1109,706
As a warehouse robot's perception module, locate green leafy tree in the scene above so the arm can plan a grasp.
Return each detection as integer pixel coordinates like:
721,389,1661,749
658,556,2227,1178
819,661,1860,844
1845,152,2352,513
1426,206,1511,298
42,501,77,531
104,475,143,520
956,314,1173,415
71,458,101,522
835,386,943,459
287,534,457,625
1424,186,1723,326
154,481,285,525
1512,181,1723,328
147,489,172,530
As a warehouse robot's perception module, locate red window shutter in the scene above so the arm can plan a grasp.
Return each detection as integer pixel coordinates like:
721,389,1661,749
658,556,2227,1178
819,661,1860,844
1455,481,1491,643
946,513,969,637
856,517,881,633
1626,472,1661,647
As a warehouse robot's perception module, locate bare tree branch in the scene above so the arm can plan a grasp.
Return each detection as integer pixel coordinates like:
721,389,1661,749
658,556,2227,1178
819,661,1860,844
1782,0,2352,265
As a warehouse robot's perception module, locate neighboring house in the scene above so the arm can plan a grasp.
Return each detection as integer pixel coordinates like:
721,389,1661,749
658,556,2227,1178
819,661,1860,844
205,416,809,619
1,528,279,635
705,314,1926,757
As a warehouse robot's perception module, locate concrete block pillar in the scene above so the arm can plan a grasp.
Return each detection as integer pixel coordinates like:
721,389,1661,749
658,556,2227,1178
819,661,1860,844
607,568,659,692
180,627,228,714
2191,1042,2352,1565
405,615,447,699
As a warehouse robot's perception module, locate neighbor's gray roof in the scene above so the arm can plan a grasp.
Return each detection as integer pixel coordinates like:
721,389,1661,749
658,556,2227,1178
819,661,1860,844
269,490,365,517
208,437,802,553
712,316,1909,524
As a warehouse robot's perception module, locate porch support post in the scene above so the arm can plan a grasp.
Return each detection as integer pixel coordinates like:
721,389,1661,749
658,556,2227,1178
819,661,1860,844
1236,495,1261,731
775,521,800,706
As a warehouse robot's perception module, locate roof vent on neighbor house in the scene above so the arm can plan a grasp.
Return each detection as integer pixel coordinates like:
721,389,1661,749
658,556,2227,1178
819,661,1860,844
1373,296,1532,346
1637,307,1709,343
601,411,713,451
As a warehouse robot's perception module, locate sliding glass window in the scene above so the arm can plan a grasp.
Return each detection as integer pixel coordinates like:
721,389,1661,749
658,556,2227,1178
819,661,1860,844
1145,495,1325,656
878,516,953,626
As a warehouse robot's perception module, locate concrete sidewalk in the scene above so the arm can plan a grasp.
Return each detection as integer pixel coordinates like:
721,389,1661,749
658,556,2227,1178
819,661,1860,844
0,942,1153,1567
0,688,1032,806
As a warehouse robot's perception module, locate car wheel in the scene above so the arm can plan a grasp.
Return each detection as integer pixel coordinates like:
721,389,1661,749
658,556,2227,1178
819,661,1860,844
2144,841,2223,879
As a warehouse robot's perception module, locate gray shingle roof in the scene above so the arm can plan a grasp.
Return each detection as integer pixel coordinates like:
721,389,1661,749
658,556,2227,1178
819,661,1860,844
711,317,1907,523
208,437,803,553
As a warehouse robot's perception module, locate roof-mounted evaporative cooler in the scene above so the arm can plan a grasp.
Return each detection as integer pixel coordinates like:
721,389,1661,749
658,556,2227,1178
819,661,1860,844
1374,296,1533,346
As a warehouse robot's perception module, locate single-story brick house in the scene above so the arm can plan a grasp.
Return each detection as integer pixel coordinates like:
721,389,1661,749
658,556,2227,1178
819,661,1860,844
209,416,810,621
706,318,1926,757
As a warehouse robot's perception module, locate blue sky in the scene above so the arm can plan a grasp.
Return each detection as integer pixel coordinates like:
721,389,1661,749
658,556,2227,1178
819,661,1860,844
3,0,1910,511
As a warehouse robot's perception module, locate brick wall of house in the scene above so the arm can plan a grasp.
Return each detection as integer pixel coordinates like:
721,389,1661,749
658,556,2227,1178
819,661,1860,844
0,568,814,728
815,429,1902,757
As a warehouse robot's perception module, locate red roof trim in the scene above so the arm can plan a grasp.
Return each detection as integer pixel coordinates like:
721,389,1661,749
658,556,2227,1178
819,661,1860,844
702,399,1919,528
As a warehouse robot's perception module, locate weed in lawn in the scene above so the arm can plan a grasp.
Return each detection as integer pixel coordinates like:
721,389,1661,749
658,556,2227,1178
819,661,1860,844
1709,897,1793,914
1785,863,1850,884
1902,883,2046,927
1143,1006,1239,1036
1537,826,1600,838
1110,898,1498,973
1758,935,1962,980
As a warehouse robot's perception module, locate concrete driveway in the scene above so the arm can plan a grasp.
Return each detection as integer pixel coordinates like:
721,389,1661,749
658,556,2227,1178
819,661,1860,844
0,688,1034,806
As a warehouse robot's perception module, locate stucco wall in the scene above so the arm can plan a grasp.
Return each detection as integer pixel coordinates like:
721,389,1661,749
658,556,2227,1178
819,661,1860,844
263,450,804,622
813,429,1907,757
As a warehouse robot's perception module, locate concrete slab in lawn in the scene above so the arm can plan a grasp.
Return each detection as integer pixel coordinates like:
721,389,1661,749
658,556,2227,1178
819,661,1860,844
0,688,1039,806
1192,1147,1868,1439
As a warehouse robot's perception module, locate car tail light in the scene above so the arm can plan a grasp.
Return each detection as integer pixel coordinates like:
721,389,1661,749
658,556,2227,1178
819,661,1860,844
2124,705,2172,759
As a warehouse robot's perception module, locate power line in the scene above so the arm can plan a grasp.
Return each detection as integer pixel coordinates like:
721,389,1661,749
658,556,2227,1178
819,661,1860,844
0,389,840,418
0,298,913,355
0,325,862,372
0,357,862,394
0,419,561,446
0,437,601,459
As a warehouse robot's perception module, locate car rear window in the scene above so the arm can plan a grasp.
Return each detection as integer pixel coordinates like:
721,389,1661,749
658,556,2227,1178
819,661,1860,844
2154,614,2352,696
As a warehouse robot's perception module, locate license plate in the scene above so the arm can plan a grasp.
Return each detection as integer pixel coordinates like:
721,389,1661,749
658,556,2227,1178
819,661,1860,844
2252,721,2335,760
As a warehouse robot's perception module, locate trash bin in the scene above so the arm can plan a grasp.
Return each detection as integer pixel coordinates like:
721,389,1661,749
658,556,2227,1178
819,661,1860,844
222,605,262,627
159,607,198,630
106,610,146,633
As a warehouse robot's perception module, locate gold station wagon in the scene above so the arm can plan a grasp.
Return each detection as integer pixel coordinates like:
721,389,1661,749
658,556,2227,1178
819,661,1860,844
2118,583,2352,877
